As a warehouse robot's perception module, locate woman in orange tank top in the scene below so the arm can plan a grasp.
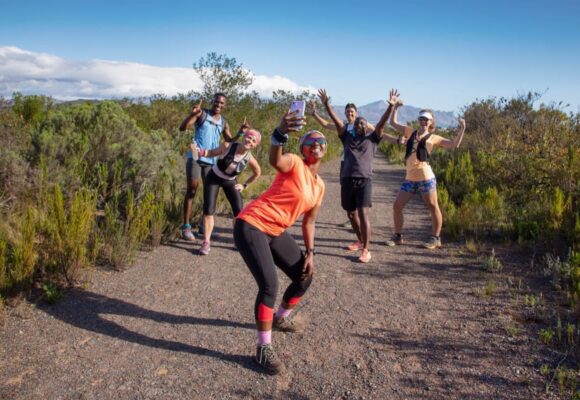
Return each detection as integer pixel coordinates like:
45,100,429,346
233,109,327,375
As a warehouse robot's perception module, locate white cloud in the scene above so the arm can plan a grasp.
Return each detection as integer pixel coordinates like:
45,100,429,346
0,46,313,100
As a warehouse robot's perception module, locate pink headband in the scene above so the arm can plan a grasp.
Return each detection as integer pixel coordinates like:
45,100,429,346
244,129,261,145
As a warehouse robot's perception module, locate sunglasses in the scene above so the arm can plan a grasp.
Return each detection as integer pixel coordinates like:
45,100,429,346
302,136,327,147
418,117,430,122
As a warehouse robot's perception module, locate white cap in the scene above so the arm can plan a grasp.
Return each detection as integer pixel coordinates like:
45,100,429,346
418,111,433,120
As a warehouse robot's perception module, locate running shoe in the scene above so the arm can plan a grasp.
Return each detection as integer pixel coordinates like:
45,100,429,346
255,344,285,375
386,233,403,247
181,224,195,241
347,241,364,251
199,241,211,255
273,316,304,333
423,236,442,249
359,249,372,263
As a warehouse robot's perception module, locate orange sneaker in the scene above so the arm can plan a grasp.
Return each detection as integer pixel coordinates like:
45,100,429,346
347,241,364,251
359,249,371,263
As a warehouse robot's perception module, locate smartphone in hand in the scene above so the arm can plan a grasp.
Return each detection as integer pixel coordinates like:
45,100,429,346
290,100,306,130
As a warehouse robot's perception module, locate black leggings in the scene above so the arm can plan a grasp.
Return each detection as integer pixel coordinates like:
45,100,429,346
203,170,243,216
233,219,313,320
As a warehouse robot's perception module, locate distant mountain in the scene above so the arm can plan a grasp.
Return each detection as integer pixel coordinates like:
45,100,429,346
333,100,456,129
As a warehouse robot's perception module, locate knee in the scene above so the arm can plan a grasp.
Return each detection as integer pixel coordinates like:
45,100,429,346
299,276,313,291
393,201,403,212
185,183,199,199
347,211,356,219
260,281,279,304
185,187,196,199
426,201,439,212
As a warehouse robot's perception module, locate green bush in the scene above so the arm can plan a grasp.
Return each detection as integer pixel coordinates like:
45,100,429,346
439,151,476,205
39,185,96,284
7,208,38,291
437,184,460,240
457,187,508,239
98,189,156,268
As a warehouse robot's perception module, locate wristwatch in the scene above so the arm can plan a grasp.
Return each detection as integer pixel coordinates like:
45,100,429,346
305,248,316,255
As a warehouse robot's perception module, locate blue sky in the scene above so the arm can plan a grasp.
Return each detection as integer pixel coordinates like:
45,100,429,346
1,0,579,112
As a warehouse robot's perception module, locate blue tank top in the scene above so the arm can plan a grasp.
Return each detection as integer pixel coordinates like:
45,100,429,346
188,109,225,165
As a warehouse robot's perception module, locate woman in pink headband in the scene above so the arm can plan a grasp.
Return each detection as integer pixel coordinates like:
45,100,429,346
387,103,466,250
192,120,261,255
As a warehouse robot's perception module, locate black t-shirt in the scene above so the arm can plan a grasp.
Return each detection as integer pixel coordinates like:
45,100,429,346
340,130,381,178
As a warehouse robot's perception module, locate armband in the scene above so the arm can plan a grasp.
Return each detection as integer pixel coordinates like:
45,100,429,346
271,128,289,146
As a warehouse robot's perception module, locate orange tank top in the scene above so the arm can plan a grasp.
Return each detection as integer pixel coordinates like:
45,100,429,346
238,154,325,236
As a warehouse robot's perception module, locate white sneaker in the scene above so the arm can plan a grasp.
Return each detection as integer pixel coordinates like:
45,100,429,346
181,224,195,241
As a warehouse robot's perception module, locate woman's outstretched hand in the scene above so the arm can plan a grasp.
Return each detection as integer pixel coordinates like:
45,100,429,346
388,89,400,106
238,116,251,134
317,89,330,106
278,110,305,134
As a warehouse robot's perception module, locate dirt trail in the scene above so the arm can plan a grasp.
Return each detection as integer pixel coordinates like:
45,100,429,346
1,154,550,399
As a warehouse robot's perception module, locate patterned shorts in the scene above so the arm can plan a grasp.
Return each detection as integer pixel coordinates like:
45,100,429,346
401,178,437,194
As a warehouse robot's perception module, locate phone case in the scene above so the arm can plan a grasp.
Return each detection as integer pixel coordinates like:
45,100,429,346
290,100,306,118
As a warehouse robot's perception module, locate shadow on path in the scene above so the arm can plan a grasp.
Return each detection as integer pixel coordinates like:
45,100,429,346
37,289,259,372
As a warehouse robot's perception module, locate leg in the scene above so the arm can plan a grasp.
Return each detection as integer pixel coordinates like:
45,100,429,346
357,207,371,249
270,231,312,308
348,210,362,241
201,171,221,250
182,159,202,240
233,219,284,374
184,158,202,224
197,165,211,234
355,178,373,250
233,220,278,333
393,189,414,234
222,179,244,217
421,183,442,237
342,178,362,248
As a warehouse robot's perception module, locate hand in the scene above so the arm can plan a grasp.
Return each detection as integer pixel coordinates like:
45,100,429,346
458,117,466,129
190,100,203,116
278,110,306,134
234,183,244,192
388,89,400,106
307,100,317,116
399,136,407,145
239,116,251,133
301,253,315,280
317,89,330,105
190,142,198,154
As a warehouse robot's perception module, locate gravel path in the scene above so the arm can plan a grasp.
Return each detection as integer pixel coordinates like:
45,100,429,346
0,154,551,399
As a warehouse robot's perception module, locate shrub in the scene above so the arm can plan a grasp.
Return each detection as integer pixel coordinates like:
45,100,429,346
39,185,96,284
436,151,476,205
457,187,508,239
98,189,156,268
7,208,38,291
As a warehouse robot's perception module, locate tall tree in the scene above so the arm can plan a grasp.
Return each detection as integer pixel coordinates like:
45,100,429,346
193,53,254,101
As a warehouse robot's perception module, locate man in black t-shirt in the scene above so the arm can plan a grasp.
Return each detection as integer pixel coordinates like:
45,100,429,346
319,88,400,263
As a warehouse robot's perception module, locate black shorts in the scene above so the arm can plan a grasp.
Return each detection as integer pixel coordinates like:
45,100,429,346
186,158,212,182
341,177,372,212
